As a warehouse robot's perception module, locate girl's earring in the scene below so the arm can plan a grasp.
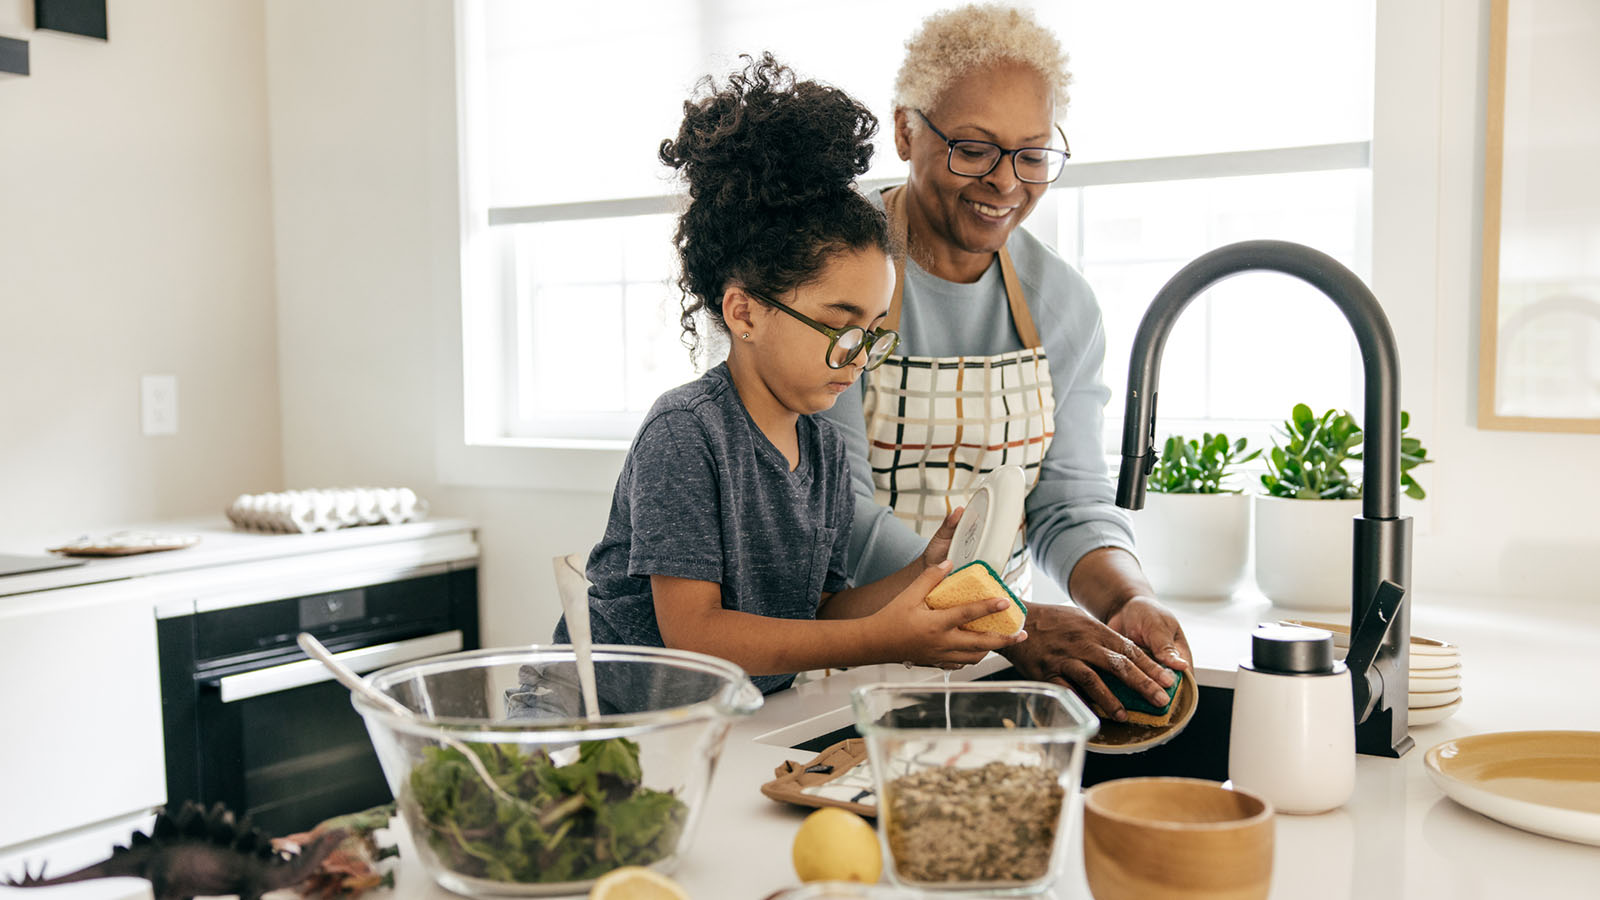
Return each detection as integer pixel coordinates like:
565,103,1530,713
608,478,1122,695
742,333,750,340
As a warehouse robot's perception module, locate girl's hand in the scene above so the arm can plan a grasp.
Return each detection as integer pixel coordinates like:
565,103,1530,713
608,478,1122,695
869,560,1026,668
919,507,965,569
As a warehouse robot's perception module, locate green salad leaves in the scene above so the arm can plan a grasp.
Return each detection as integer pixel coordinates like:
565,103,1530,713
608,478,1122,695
405,738,686,884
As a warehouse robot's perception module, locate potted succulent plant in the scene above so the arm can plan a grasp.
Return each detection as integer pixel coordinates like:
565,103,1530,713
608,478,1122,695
1133,433,1260,600
1253,404,1430,611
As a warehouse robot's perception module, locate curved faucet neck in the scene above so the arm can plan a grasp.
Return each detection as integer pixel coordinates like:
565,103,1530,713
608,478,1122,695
1117,239,1402,521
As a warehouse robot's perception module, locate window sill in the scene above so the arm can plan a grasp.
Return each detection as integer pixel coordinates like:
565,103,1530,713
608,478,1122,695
435,436,627,493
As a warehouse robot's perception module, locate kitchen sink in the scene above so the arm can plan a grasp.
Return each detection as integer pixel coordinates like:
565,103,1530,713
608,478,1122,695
784,667,1233,787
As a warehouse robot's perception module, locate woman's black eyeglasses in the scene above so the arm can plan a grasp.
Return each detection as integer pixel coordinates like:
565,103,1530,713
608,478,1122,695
749,291,900,371
915,109,1070,184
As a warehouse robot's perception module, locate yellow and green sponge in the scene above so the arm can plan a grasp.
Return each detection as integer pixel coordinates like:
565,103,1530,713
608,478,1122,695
924,560,1027,635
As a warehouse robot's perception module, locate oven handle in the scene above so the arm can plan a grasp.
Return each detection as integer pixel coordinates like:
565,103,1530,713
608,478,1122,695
216,630,464,703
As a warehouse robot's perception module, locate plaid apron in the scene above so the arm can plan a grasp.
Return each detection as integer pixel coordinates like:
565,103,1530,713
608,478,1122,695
863,187,1056,596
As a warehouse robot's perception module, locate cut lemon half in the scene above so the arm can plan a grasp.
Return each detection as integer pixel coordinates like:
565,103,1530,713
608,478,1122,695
589,866,689,900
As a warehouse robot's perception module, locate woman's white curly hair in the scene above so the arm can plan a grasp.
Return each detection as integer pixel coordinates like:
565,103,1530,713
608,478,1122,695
893,4,1071,126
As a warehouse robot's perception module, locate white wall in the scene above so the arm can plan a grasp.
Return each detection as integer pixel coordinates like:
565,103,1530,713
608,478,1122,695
0,0,283,544
262,0,611,644
1411,0,1600,600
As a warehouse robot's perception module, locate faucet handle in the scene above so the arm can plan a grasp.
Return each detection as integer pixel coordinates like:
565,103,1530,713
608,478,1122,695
1347,580,1406,724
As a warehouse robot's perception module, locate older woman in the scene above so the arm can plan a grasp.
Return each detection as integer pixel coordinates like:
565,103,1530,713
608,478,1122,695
819,4,1191,720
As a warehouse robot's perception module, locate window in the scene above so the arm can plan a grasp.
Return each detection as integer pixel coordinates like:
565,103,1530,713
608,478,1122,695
461,0,1375,450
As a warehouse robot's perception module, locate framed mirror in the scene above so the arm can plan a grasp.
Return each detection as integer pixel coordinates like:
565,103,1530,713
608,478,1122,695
1478,0,1600,432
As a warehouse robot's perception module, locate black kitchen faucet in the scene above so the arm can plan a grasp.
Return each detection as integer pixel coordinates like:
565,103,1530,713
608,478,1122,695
1113,239,1414,758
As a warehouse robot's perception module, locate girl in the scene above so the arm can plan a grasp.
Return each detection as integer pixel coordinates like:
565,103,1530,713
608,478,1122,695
552,54,1024,696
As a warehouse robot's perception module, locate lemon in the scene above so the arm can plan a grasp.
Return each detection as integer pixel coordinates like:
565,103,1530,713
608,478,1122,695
791,807,883,883
588,866,689,900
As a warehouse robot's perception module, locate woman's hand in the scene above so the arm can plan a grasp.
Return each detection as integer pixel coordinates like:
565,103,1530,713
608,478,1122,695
868,560,1026,668
1106,595,1193,677
999,603,1182,722
919,507,965,569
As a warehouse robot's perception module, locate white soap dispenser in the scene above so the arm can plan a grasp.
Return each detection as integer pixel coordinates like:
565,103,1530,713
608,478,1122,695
1228,623,1355,814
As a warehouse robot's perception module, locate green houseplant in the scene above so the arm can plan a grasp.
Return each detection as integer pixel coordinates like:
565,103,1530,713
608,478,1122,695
1254,404,1432,611
1259,404,1430,500
1136,433,1261,600
1149,432,1261,494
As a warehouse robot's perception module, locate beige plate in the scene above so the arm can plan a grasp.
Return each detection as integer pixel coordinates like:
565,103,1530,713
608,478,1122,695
1409,686,1462,709
1087,670,1199,755
1414,669,1465,688
48,532,202,556
1410,666,1462,693
1424,731,1600,846
1282,618,1458,657
1408,697,1462,727
1331,645,1459,671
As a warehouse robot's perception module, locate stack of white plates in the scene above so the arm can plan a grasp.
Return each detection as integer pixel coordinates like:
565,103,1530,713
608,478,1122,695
1284,619,1462,726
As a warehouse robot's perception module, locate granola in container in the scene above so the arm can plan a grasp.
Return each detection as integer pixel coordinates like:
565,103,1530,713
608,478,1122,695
885,762,1065,883
851,681,1097,896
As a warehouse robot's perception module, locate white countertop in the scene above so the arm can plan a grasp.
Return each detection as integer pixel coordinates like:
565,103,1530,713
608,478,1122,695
5,588,1595,900
372,589,1600,899
0,517,478,602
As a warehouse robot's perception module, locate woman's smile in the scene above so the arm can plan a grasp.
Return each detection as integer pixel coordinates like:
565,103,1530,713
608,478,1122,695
965,197,1018,224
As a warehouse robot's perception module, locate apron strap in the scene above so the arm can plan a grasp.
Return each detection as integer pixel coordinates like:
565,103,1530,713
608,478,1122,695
883,186,910,333
881,185,1042,349
999,248,1041,349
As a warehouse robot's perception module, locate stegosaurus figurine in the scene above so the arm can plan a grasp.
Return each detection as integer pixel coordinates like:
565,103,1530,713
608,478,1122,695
3,801,346,900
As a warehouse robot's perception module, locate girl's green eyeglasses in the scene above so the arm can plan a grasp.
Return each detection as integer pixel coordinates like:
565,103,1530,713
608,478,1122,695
749,291,901,371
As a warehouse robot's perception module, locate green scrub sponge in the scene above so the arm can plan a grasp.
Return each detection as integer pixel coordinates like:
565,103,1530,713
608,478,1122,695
1103,669,1183,726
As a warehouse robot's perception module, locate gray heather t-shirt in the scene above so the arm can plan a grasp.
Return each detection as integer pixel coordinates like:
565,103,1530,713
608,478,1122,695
553,363,854,695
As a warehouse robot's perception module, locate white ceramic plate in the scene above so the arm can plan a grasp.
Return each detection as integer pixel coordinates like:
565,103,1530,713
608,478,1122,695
1410,666,1462,693
948,465,1027,571
1408,697,1463,726
1409,687,1462,709
1424,731,1600,846
1408,652,1461,671
1331,647,1460,671
1283,618,1459,657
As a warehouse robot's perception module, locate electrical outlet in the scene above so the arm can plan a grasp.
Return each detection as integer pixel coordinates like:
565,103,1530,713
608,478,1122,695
141,374,178,436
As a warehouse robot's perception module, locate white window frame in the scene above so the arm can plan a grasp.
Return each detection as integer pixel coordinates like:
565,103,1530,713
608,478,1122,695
1043,142,1374,456
433,0,1442,497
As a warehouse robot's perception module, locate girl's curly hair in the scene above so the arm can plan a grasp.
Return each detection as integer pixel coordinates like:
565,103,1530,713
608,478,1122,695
659,53,891,358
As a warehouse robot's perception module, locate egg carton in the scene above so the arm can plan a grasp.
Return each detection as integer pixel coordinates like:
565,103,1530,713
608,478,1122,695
226,487,427,534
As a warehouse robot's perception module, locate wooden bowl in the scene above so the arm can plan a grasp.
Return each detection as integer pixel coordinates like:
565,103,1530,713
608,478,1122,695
1083,777,1274,900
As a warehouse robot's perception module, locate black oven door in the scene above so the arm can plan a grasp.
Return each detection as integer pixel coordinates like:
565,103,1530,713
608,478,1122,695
158,568,478,835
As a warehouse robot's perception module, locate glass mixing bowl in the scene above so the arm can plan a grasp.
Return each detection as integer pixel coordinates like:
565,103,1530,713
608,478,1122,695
353,644,761,897
852,681,1098,896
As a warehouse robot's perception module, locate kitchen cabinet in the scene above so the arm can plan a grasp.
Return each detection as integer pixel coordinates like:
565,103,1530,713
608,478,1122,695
0,580,166,850
0,518,479,880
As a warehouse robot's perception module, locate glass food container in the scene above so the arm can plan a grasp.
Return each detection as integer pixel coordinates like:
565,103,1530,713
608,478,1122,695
852,681,1098,895
353,645,761,897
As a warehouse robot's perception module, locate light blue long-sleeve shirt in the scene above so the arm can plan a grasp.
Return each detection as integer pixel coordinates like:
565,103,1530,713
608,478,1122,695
817,188,1137,593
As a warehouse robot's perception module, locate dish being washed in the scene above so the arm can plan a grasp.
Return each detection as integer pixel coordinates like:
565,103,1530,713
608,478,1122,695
947,465,1027,572
1086,669,1199,755
1424,730,1600,846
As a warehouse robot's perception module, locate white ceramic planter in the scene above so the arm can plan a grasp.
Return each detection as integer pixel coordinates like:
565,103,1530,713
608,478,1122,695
1132,491,1252,600
1252,495,1362,611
